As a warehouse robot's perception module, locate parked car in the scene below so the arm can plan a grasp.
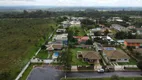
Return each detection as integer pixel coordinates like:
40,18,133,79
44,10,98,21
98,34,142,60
97,69,104,73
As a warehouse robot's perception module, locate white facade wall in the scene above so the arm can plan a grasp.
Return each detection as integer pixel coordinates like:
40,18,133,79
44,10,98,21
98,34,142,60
117,58,129,62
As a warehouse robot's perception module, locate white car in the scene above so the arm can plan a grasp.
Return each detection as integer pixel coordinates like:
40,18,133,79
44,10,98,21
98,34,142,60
97,69,104,73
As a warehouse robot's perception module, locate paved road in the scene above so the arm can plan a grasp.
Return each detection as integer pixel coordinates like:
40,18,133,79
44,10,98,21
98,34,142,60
27,66,142,80
67,71,142,78
27,66,64,80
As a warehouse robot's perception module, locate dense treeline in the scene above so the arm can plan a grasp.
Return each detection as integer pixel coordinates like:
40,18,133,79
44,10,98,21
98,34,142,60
1,10,142,28
0,10,56,18
1,10,142,18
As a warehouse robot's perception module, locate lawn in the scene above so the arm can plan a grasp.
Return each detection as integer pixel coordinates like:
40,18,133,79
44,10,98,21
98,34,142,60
70,48,91,66
36,50,48,59
0,18,57,79
61,77,142,80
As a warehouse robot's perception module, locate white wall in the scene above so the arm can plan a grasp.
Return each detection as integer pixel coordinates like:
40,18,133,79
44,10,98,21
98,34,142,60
117,58,129,62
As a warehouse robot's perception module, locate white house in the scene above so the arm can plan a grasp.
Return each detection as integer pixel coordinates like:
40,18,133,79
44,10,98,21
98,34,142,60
70,21,81,27
111,24,128,32
136,28,142,35
91,36,114,42
117,40,124,44
53,34,68,41
56,29,66,33
107,17,123,22
62,21,70,28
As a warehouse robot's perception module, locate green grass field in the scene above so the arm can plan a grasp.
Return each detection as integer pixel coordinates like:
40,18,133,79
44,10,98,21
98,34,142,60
0,18,56,79
69,27,86,36
36,50,48,59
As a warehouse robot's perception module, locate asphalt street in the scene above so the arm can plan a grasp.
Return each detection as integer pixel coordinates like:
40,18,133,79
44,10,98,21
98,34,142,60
27,67,142,80
67,71,142,78
27,66,64,80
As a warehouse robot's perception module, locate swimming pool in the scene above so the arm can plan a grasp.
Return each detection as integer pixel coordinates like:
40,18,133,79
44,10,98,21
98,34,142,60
52,52,59,59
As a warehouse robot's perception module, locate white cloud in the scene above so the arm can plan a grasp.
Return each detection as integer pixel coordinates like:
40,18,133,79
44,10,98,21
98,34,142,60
0,0,142,7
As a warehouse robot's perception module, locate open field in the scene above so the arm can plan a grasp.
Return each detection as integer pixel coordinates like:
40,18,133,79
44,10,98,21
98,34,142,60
68,27,86,36
36,50,48,59
0,18,56,79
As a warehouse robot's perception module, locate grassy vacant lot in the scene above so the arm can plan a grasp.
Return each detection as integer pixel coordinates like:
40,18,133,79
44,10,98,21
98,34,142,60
71,48,91,66
36,49,48,59
69,27,86,36
61,77,142,80
0,18,56,79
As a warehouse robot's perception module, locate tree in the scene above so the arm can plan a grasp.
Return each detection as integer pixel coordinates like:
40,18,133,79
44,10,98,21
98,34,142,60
68,29,78,45
115,31,127,39
111,75,119,80
137,61,142,71
104,29,109,36
41,45,46,50
57,48,72,71
81,19,95,29
85,39,93,45
0,71,11,80
94,31,101,36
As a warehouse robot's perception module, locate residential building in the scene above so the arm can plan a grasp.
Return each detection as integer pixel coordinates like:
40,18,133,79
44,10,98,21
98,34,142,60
46,44,63,51
127,26,135,29
117,40,124,44
136,28,142,35
111,24,128,31
75,45,92,49
56,29,66,34
70,21,81,27
73,36,89,44
88,28,110,36
90,28,101,32
91,36,114,42
53,34,68,44
103,48,130,62
62,21,70,28
89,28,102,36
107,17,123,22
77,51,101,64
124,39,142,48
133,48,142,56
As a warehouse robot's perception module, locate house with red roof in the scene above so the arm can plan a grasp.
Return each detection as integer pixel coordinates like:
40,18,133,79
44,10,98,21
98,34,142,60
73,36,89,44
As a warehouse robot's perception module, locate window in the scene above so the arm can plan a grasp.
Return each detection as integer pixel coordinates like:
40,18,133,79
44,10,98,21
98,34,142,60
118,59,121,61
124,59,127,61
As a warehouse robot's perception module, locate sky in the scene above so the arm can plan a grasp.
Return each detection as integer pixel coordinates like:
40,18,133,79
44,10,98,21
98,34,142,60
0,0,142,7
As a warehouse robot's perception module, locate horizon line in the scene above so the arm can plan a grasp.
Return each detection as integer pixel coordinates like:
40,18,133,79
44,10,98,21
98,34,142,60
0,5,142,8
